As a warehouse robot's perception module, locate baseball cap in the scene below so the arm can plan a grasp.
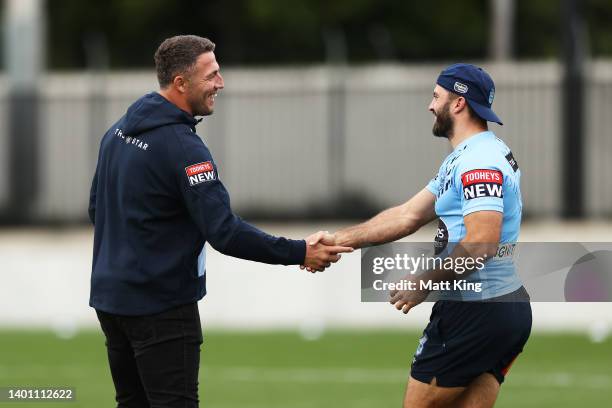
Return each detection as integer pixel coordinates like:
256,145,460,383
436,63,503,125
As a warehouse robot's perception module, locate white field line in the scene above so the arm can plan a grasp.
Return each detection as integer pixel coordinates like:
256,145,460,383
202,366,612,390
202,367,409,384
1,364,611,391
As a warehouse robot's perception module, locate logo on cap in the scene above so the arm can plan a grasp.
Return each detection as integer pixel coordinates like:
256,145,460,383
454,82,468,94
489,88,495,104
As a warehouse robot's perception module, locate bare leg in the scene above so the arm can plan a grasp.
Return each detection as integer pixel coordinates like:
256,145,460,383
403,376,465,408
450,373,500,408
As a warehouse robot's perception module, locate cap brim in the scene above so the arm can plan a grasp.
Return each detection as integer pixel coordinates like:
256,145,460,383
466,99,503,125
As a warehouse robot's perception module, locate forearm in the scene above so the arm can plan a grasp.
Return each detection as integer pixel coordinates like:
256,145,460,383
213,217,306,265
334,206,415,248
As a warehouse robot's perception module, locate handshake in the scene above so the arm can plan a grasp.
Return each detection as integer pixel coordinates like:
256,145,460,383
300,231,352,272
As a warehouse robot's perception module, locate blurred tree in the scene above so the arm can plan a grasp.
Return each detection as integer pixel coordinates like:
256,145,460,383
587,0,612,55
515,0,561,58
44,0,612,69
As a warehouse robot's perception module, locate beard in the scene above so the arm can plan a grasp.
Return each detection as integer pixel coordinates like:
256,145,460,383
432,101,454,138
186,91,214,117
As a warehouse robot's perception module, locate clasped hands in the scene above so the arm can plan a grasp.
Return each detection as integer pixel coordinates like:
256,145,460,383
300,231,351,272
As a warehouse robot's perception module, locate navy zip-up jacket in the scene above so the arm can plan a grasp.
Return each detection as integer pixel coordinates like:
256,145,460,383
89,92,306,315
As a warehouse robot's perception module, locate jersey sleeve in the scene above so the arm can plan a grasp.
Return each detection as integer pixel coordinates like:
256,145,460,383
426,170,442,196
170,128,306,265
455,155,505,216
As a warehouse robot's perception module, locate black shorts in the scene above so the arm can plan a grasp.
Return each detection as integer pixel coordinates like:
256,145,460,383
410,286,532,387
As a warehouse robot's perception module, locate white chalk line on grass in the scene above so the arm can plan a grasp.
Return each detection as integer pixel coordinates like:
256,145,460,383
1,365,610,391
202,366,612,390
203,367,408,384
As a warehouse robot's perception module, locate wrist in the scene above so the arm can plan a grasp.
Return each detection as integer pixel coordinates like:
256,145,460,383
334,232,351,248
290,239,307,265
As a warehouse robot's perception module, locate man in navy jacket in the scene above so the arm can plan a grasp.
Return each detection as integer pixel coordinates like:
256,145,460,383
89,35,351,407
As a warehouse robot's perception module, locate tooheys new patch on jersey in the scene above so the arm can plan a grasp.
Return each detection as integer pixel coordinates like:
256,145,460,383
461,169,503,200
185,161,216,186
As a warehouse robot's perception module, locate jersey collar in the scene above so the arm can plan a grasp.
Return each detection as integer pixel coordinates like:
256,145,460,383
454,131,494,151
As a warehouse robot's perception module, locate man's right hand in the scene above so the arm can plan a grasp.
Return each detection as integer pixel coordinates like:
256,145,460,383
302,236,352,272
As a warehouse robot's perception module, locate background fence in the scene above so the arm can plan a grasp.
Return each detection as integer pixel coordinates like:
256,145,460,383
0,60,611,223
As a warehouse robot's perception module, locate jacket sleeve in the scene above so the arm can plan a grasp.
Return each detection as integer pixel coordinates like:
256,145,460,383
88,166,98,225
171,128,306,265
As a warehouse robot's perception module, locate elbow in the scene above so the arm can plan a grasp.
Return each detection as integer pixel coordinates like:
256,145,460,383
460,243,497,261
481,243,499,259
206,216,241,255
463,234,500,259
207,232,233,254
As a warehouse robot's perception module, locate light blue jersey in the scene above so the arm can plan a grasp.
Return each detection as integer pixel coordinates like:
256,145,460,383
426,131,523,300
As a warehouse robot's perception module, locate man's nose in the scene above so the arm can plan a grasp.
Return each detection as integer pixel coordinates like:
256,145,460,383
216,73,224,90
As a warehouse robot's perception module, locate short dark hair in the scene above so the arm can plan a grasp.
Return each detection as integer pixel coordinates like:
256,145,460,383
154,35,216,88
448,92,487,128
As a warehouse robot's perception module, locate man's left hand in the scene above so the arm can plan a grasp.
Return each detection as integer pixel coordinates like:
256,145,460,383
389,277,430,314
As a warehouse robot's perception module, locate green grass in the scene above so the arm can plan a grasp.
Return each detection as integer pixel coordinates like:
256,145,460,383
0,329,610,407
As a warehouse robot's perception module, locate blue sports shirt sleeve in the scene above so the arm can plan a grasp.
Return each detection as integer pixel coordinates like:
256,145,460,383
456,158,505,216
426,171,442,196
171,129,306,265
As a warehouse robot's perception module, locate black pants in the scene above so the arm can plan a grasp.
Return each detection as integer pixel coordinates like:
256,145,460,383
96,303,203,408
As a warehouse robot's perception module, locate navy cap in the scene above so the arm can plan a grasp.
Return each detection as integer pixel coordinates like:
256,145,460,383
436,63,503,125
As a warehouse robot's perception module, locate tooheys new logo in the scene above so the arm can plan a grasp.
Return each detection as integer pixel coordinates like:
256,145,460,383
185,161,216,186
461,169,503,200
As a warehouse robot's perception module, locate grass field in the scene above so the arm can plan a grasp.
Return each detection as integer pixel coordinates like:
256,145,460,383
0,329,610,407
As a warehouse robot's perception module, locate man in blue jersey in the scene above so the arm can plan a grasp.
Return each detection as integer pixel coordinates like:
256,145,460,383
88,35,352,408
306,63,531,407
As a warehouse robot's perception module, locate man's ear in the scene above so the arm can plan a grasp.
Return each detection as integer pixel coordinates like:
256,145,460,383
172,75,188,94
452,96,468,114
